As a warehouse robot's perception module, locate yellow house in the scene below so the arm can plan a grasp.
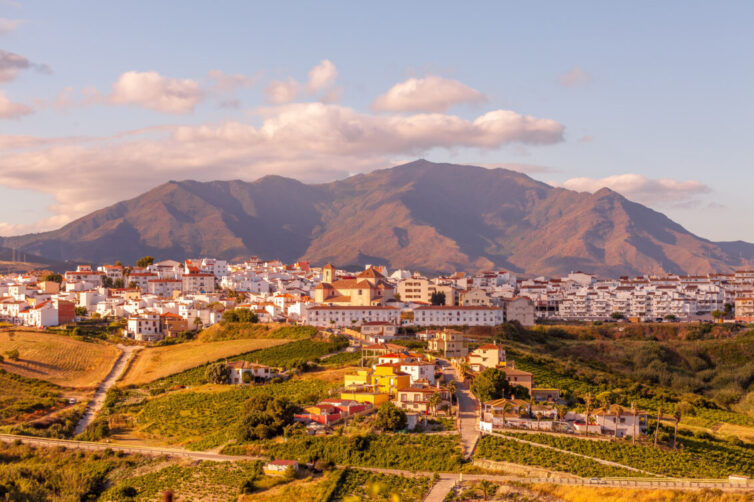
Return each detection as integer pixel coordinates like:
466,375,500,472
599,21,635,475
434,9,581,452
344,369,374,387
373,364,411,396
340,391,390,407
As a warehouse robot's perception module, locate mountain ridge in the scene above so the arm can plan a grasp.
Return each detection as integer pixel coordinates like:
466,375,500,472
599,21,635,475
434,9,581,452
2,160,752,277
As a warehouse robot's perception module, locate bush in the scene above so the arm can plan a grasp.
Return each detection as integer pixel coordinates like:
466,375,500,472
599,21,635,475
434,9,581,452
5,349,19,361
374,402,407,431
235,393,299,442
470,368,510,402
206,362,230,384
222,308,259,324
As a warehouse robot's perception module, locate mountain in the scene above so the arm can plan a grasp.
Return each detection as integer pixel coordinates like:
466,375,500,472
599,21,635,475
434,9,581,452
2,160,753,277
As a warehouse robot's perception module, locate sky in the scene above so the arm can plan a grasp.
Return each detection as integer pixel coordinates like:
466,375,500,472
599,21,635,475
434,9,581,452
1,1,753,241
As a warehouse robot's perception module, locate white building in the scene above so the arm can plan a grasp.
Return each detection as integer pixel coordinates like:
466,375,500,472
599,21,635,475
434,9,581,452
413,306,504,327
125,312,162,342
304,306,401,327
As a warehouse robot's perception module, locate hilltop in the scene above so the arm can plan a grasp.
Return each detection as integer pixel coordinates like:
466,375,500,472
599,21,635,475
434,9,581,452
2,160,753,276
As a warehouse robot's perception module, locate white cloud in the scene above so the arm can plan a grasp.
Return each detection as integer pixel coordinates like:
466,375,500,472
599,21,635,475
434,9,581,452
109,71,203,114
372,75,486,113
0,17,21,34
307,59,337,92
264,77,300,104
561,173,711,205
0,50,50,82
0,102,564,233
0,91,32,119
559,67,590,87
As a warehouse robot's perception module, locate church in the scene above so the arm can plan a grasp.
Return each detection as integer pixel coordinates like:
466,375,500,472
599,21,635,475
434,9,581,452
313,264,396,306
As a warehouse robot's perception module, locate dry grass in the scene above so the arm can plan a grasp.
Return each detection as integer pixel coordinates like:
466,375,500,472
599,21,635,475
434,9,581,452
0,330,121,387
118,338,290,386
530,484,753,502
298,366,356,383
714,423,754,443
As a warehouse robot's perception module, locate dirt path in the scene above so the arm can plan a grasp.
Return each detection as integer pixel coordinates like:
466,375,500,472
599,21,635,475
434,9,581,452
73,344,141,435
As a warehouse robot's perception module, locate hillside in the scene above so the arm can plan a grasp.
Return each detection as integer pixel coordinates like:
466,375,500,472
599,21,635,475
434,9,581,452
2,160,753,276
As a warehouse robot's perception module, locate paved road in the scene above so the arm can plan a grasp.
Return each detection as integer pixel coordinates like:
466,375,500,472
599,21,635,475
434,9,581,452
441,362,479,458
424,478,455,502
73,344,141,435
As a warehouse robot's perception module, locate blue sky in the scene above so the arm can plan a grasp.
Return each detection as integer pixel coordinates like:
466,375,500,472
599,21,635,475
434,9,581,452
1,1,753,242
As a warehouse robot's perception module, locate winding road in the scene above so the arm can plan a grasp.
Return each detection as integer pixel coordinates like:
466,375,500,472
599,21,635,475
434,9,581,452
73,344,141,435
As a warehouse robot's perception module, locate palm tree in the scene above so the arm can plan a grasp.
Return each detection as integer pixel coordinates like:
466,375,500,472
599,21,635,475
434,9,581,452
500,401,514,429
584,393,594,437
610,404,624,438
673,409,682,450
478,479,495,500
447,380,458,404
535,411,543,431
631,401,638,444
654,406,662,447
428,392,442,417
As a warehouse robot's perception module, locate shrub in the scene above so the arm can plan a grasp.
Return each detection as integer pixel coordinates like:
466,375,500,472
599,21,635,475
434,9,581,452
374,402,407,431
206,362,230,384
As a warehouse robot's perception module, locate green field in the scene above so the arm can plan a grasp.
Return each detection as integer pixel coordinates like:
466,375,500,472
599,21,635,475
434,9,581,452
474,435,642,478
0,369,63,424
118,378,337,450
504,432,754,478
255,434,465,472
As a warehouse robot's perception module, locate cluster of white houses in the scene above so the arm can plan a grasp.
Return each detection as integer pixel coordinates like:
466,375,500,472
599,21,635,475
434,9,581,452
5,256,754,336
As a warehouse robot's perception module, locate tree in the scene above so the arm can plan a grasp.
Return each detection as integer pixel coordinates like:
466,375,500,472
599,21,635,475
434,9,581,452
610,404,624,437
374,402,407,431
136,256,154,268
610,312,625,320
498,400,513,429
428,392,442,417
447,380,458,404
535,411,543,430
101,276,114,288
114,260,123,267
584,393,594,437
470,368,510,402
206,362,229,384
5,349,19,361
194,317,203,331
654,406,662,447
430,291,446,306
0,354,4,363
664,314,677,322
236,394,298,442
113,278,124,289
672,408,682,450
42,273,63,284
393,293,401,301
631,402,638,444
222,308,259,324
74,306,88,317
478,480,495,501
711,310,723,322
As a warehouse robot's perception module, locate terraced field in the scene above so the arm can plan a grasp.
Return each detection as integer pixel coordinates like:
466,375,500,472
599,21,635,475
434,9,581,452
118,338,292,386
0,331,121,387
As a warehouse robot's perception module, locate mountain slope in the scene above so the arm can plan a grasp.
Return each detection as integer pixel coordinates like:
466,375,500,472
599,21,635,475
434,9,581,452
2,160,752,276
